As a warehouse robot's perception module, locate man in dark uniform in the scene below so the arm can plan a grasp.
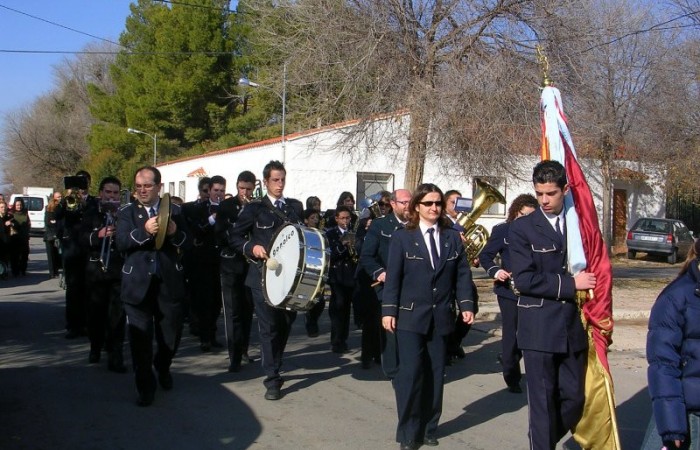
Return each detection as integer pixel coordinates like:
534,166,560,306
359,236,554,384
358,188,411,378
326,205,357,354
181,176,211,336
216,170,256,372
116,166,189,407
185,175,226,352
228,160,304,401
478,193,538,393
57,170,97,339
80,176,127,373
509,160,596,449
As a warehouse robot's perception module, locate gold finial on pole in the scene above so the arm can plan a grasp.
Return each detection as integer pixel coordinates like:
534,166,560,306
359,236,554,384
536,45,553,87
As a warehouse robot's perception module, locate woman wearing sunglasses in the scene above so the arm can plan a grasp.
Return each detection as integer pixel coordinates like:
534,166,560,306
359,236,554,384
381,183,476,450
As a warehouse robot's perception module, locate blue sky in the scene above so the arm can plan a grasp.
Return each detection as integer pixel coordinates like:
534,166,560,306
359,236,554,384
0,1,133,116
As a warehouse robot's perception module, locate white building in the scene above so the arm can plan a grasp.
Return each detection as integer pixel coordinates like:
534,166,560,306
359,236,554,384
157,114,665,241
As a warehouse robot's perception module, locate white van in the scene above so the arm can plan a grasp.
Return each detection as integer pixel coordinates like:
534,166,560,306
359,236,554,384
9,194,48,234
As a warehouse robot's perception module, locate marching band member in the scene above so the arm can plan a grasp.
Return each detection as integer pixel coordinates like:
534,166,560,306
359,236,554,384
358,189,412,378
57,170,96,339
303,208,325,338
228,160,304,401
326,205,357,353
509,161,596,448
216,171,257,372
382,184,475,450
116,166,189,407
186,175,226,352
80,176,127,373
478,193,538,393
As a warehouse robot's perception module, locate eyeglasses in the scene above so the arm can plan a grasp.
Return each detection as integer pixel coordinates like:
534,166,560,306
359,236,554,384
135,183,156,191
394,200,410,205
418,201,442,207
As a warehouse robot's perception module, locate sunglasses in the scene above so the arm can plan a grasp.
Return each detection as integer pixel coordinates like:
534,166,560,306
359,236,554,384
418,201,442,207
377,201,389,207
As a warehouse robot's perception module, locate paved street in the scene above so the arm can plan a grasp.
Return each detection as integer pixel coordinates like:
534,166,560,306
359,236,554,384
1,239,651,449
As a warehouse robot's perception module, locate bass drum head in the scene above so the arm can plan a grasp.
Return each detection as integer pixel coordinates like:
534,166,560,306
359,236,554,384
263,224,301,307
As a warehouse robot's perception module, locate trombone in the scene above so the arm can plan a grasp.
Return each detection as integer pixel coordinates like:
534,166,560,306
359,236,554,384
98,205,118,272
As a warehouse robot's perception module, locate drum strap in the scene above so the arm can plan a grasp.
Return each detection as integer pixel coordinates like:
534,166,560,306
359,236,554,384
264,200,300,226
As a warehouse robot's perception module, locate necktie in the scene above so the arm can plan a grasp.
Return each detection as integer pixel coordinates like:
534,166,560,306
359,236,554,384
149,207,156,218
274,199,283,210
555,217,562,235
427,228,439,270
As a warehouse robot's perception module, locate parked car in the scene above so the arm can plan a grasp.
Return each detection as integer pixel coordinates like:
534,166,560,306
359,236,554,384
626,218,695,264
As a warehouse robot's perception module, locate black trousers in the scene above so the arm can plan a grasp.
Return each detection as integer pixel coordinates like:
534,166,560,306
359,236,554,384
522,347,587,450
251,286,296,389
191,265,222,344
9,237,29,276
329,283,353,349
124,277,183,397
394,327,447,443
44,239,61,277
304,296,325,334
220,266,253,366
376,286,399,379
498,296,522,387
62,241,86,332
361,288,382,364
87,276,125,355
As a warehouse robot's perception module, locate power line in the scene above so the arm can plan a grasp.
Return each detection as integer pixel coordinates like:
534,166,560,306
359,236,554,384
0,3,123,48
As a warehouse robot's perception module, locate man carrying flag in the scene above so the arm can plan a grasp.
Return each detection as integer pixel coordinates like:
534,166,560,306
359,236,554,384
513,58,619,449
509,160,597,449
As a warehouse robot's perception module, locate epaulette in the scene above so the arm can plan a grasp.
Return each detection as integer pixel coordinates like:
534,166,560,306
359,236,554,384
118,202,133,212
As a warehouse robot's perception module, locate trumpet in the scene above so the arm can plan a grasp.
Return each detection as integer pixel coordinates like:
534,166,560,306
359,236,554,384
64,190,83,211
98,208,117,272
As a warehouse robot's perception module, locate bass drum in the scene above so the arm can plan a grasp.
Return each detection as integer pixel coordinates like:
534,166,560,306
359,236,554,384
262,223,329,311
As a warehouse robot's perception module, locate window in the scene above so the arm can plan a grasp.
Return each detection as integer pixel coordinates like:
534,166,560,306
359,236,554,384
472,177,506,217
178,181,186,199
356,172,395,204
169,182,175,196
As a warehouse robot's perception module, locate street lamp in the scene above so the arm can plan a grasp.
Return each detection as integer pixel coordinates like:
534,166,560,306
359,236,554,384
127,127,158,166
239,62,287,162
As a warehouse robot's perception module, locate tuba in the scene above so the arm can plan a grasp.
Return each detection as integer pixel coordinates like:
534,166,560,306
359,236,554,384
455,178,506,261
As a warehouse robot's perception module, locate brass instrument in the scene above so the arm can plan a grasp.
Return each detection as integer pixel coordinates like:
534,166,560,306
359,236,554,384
455,178,507,261
154,193,172,250
64,191,82,211
341,230,359,264
97,199,123,272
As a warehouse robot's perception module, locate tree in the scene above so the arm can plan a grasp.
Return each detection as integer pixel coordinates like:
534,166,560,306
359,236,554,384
89,0,246,171
534,0,681,246
1,42,118,191
240,0,541,188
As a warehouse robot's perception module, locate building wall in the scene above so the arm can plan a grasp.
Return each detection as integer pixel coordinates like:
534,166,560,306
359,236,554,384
156,116,665,233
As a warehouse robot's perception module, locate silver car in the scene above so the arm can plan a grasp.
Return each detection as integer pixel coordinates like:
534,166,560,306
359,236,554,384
626,218,695,264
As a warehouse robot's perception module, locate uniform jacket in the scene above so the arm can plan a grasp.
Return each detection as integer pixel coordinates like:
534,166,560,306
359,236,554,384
326,226,357,287
508,208,587,353
381,226,474,336
115,201,189,305
647,261,700,442
183,199,219,263
358,213,404,282
228,196,304,289
216,196,248,274
478,221,517,301
80,203,124,282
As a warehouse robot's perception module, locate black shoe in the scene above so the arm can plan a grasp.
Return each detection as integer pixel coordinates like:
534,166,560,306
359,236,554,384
424,436,439,446
331,345,348,354
200,342,211,352
453,347,466,359
211,339,224,348
264,386,281,401
306,324,319,337
241,352,256,364
400,441,419,450
158,371,173,391
361,360,372,369
88,351,101,364
507,384,523,394
136,391,154,407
